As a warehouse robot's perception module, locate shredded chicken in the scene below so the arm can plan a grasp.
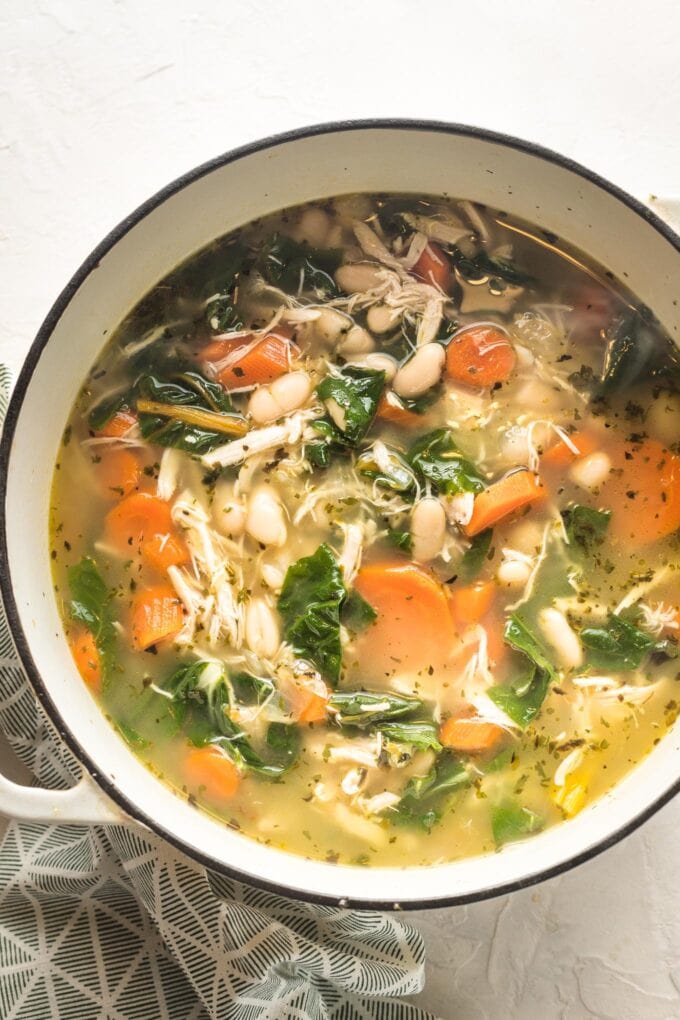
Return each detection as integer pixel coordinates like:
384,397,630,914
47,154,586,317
202,409,319,468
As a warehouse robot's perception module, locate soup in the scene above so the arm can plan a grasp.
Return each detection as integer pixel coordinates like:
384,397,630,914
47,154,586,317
50,194,680,867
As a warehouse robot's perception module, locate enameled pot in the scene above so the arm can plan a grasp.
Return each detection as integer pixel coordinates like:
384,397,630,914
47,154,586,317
1,120,679,909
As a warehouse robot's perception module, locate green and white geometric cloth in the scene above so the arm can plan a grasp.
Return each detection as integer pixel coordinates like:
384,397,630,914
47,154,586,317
0,367,437,1020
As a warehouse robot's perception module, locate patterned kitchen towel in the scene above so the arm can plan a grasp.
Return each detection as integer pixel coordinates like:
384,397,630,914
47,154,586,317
0,364,437,1020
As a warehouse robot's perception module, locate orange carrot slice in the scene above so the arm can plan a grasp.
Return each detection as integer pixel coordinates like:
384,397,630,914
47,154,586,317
464,471,545,537
439,715,504,753
287,686,328,724
142,532,189,574
201,335,252,362
130,584,183,649
105,492,173,554
450,580,495,629
217,328,294,389
184,746,240,800
69,628,102,692
353,561,457,676
98,409,138,438
96,449,141,498
600,437,680,547
541,431,599,466
376,391,422,428
446,325,516,388
410,242,453,292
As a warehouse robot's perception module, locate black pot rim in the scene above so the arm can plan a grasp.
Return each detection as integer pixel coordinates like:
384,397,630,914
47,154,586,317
2,118,680,911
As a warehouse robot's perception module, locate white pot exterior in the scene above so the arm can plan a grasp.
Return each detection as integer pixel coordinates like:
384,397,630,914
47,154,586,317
2,122,680,908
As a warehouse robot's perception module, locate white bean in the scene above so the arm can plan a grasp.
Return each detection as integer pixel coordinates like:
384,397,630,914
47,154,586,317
293,207,330,247
260,562,285,592
516,377,562,412
248,371,313,424
646,391,680,446
410,497,446,562
212,480,246,537
245,598,280,658
326,224,344,248
569,451,611,491
325,397,347,432
335,262,384,294
497,559,531,587
393,343,445,399
538,607,583,670
246,487,287,547
504,519,544,556
367,304,400,334
337,325,375,355
349,352,398,382
314,307,351,346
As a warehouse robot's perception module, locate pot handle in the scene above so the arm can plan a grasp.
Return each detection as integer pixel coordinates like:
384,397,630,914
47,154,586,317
0,769,127,824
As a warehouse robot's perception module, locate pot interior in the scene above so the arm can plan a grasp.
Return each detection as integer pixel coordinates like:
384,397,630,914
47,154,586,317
4,123,680,906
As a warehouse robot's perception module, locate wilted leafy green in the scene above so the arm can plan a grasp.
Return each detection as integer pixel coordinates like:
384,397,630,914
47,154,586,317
68,558,117,683
278,544,346,685
580,613,655,671
392,755,470,831
562,505,611,553
340,589,378,633
452,248,534,287
356,444,418,495
488,615,555,727
328,690,422,728
379,721,442,752
598,309,679,393
459,529,493,581
408,429,485,496
315,367,385,446
135,370,242,454
260,232,342,298
491,800,543,847
162,661,298,777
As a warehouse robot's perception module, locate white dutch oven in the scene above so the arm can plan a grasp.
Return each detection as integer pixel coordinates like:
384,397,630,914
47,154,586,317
1,121,679,909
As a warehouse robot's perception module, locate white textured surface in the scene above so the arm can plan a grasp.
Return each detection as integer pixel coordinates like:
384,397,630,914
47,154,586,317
1,2,680,1016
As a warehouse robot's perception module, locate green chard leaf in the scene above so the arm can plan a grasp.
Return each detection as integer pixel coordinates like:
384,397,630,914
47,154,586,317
562,505,611,553
315,367,386,446
114,720,150,750
161,660,298,778
263,722,301,772
598,309,677,394
230,671,275,705
134,369,243,454
503,615,557,676
459,529,493,581
259,232,342,298
341,589,378,633
491,800,543,848
386,529,412,554
88,394,127,433
356,444,418,495
408,428,485,496
379,720,442,752
305,441,335,469
580,613,655,671
278,544,346,685
203,242,246,332
452,248,534,287
67,557,117,682
488,615,556,728
329,689,422,728
392,754,470,832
